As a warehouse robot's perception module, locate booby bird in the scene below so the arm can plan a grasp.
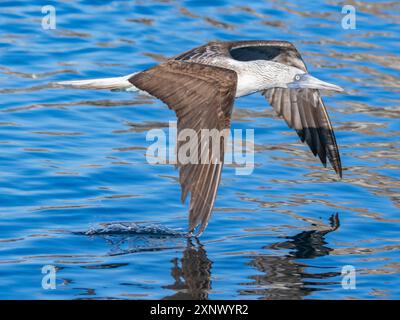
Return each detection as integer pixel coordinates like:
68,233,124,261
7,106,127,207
57,40,343,236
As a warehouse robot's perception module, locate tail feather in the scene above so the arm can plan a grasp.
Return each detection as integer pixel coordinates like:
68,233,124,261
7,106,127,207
54,73,138,91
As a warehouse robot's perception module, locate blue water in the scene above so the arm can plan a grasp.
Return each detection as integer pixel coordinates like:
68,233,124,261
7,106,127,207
0,0,399,299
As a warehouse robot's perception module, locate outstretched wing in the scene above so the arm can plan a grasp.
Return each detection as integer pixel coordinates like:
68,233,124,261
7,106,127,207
129,60,237,235
229,41,342,177
264,88,342,176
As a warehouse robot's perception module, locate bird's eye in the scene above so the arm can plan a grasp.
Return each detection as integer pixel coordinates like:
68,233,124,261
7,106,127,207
294,74,301,81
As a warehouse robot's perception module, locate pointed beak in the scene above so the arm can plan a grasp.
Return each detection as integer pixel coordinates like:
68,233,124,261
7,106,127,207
288,74,344,92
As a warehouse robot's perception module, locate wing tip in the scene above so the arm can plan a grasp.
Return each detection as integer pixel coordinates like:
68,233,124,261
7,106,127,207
188,220,207,237
336,166,343,179
332,161,343,179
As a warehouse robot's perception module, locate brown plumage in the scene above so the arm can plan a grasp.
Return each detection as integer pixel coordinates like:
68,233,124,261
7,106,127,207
130,61,237,234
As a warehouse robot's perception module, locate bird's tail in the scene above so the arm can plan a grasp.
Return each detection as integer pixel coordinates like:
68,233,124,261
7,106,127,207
54,73,138,91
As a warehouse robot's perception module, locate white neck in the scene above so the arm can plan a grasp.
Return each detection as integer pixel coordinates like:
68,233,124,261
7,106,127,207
235,60,291,97
209,58,291,97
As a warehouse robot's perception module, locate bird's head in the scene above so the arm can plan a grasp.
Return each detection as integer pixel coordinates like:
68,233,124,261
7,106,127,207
282,66,344,92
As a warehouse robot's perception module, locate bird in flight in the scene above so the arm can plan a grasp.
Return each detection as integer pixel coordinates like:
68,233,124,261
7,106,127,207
56,40,343,236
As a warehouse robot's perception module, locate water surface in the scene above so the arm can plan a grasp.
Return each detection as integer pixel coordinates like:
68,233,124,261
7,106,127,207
0,0,399,299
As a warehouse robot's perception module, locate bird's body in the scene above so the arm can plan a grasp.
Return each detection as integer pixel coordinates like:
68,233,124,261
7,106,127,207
56,40,344,236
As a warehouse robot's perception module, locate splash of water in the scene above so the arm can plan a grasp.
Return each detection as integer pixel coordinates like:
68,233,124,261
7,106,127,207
80,222,187,237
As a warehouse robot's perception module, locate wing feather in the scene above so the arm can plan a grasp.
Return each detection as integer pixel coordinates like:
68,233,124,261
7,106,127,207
129,60,237,234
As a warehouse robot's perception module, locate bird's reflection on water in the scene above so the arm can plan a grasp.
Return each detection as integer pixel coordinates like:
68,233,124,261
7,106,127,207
90,214,340,299
162,238,212,300
241,213,341,299
268,213,340,259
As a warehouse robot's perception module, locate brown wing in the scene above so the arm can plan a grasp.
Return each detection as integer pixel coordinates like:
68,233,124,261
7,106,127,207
229,40,342,176
129,60,237,235
173,41,229,62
